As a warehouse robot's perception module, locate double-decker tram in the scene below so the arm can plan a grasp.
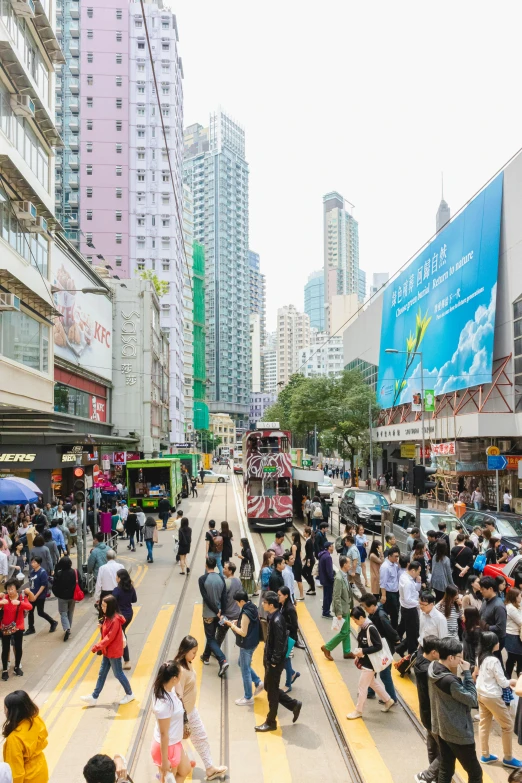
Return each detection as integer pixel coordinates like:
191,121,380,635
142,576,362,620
242,422,293,529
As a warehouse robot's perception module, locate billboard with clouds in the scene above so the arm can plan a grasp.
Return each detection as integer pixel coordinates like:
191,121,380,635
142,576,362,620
377,173,503,409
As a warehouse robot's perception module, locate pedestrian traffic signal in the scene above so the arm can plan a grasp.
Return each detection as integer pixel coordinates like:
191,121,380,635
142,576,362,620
413,465,437,496
73,466,85,504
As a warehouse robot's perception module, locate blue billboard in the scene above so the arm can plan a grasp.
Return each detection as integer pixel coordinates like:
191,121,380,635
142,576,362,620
377,173,503,409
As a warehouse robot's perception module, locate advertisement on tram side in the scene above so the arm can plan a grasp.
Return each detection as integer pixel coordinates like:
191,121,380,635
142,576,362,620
377,173,503,409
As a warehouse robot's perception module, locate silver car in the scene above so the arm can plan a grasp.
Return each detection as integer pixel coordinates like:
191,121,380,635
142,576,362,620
201,470,229,484
390,504,460,553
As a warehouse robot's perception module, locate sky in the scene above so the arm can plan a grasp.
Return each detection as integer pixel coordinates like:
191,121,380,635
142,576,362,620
170,0,522,332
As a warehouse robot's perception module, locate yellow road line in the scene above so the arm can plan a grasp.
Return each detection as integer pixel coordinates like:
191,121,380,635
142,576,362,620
298,603,393,783
100,604,175,759
134,564,148,589
40,625,100,719
186,603,205,781
252,644,292,783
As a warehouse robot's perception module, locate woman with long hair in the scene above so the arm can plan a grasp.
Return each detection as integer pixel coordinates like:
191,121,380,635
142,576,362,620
178,517,192,575
462,574,483,611
355,524,369,586
113,569,137,670
236,538,256,596
302,527,316,595
0,579,33,681
52,555,84,641
436,585,462,638
81,594,134,706
369,540,383,598
258,550,274,626
291,531,304,601
278,586,300,692
486,537,508,566
150,661,191,782
462,606,483,668
430,540,453,603
174,636,227,781
505,587,522,678
220,521,233,565
144,516,158,564
476,631,520,768
3,691,48,782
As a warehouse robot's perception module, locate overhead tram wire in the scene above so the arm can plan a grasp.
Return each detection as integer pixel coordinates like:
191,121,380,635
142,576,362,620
293,144,522,377
139,0,193,297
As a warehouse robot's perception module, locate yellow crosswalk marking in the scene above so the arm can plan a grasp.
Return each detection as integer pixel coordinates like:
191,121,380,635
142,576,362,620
298,603,393,783
41,625,100,720
252,644,292,782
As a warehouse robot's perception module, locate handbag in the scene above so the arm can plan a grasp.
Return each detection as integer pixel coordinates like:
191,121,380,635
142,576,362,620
1,602,21,636
473,553,486,573
241,562,253,580
286,636,296,658
116,519,124,534
73,570,85,602
394,649,418,677
152,526,158,544
367,635,393,673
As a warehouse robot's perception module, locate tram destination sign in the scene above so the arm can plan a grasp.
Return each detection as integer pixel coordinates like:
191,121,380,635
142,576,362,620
263,466,277,473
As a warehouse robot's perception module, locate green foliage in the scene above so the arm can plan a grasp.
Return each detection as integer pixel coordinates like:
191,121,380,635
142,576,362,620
196,429,222,453
137,269,170,297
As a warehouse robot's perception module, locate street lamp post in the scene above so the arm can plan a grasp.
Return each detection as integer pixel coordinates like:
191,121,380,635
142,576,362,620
385,348,425,466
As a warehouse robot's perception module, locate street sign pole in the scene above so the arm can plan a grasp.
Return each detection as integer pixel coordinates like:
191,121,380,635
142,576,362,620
496,469,500,512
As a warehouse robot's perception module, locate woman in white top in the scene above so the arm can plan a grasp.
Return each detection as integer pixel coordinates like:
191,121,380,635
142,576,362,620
505,587,522,678
151,661,191,782
476,631,520,768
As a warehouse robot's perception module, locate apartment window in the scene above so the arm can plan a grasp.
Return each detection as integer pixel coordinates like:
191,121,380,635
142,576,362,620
87,30,93,39
161,60,169,71
162,171,169,182
162,42,169,51
87,52,93,63
86,142,92,152
87,7,93,16
161,217,169,227
86,233,93,244
116,233,122,244
86,97,93,108
116,76,122,87
161,237,170,248
162,304,170,313
116,53,122,64
161,84,169,95
137,236,145,247
162,260,170,271
86,210,92,220
116,166,122,176
137,127,145,138
87,74,93,85
86,164,92,175
137,260,145,270
137,105,145,116
137,39,145,50
116,31,122,42
116,144,122,154
116,98,122,109
115,211,122,222
116,121,122,131
161,106,169,117
161,194,170,205
137,83,145,94
135,17,142,28
137,150,145,160
137,63,145,73
137,217,145,227
115,256,122,267
87,120,93,130
162,18,170,29
137,171,145,182
86,187,92,197
116,8,122,19
137,192,145,203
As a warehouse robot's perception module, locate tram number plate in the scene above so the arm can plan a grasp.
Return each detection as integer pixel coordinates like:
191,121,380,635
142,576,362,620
263,466,277,473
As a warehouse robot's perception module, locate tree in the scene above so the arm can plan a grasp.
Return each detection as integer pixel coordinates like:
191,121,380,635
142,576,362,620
196,429,222,453
263,374,308,431
137,269,169,297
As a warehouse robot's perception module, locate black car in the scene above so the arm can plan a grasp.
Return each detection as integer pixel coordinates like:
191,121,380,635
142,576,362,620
461,509,522,553
339,489,390,533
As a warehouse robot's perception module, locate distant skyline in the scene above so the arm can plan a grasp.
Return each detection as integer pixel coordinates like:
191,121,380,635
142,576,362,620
171,0,522,332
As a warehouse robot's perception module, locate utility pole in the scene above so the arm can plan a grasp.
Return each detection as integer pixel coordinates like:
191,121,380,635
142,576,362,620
420,352,426,467
368,400,373,490
314,424,317,459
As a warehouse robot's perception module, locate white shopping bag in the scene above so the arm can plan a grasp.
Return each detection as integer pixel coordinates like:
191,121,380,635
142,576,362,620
331,616,344,633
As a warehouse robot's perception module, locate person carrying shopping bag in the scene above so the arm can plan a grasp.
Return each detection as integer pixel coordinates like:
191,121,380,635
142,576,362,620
347,605,395,719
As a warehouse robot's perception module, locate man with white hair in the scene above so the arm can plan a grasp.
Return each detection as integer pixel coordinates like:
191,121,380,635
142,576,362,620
94,549,123,617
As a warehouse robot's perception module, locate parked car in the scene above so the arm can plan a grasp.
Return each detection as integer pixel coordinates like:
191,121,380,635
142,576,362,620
461,509,522,553
390,504,461,553
201,470,230,483
339,489,390,533
317,475,336,505
484,554,522,587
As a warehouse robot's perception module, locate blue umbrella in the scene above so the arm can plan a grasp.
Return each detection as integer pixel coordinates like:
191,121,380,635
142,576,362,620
0,478,38,505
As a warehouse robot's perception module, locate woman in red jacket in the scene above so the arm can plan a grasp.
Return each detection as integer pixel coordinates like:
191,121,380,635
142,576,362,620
0,579,33,681
81,595,135,707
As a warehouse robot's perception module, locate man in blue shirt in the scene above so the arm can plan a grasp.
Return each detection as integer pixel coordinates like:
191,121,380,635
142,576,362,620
379,546,401,630
25,556,58,635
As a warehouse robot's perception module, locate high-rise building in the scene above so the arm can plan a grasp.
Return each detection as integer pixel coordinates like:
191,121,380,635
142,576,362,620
358,269,366,303
250,313,262,393
276,305,311,387
323,192,360,330
249,250,265,342
262,332,278,394
192,241,208,430
304,270,325,331
370,272,389,298
250,391,277,428
182,185,194,440
183,110,250,426
73,0,186,443
436,178,451,233
298,332,344,378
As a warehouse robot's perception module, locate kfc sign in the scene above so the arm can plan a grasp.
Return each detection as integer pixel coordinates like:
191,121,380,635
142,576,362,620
89,395,106,422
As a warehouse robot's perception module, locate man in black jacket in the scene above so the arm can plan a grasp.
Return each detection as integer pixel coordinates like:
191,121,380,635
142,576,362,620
480,576,507,657
255,591,302,732
414,636,440,783
157,496,171,531
268,557,285,592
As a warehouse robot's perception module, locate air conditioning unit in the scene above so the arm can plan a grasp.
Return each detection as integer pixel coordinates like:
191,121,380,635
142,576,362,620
10,94,35,118
0,293,20,311
27,216,48,235
10,0,35,18
499,440,512,452
13,201,37,220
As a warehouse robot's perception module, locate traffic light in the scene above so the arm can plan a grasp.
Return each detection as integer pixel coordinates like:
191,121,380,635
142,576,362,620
407,460,415,493
73,466,86,504
413,465,437,496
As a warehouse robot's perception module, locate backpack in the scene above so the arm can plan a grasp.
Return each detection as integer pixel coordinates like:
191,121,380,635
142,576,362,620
335,535,345,554
212,532,224,553
473,553,486,573
312,503,323,519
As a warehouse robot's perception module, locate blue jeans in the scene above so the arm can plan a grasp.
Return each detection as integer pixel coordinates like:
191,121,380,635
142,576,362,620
213,552,223,576
203,618,226,664
92,655,132,698
238,647,261,699
368,663,397,702
128,534,135,549
160,512,169,530
284,656,296,688
146,540,154,561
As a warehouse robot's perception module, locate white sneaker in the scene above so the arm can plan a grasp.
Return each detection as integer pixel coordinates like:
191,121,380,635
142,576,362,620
119,693,135,705
122,662,131,670
235,697,254,706
81,695,98,706
381,699,395,713
254,682,264,696
346,710,362,720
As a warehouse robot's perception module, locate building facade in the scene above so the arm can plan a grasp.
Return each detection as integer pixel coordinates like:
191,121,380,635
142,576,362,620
298,333,344,378
358,268,366,303
276,304,311,387
323,191,360,331
369,272,389,298
304,269,325,331
209,412,236,454
192,240,208,430
262,331,278,394
250,312,261,393
250,392,277,428
183,110,251,426
182,184,194,440
249,249,265,341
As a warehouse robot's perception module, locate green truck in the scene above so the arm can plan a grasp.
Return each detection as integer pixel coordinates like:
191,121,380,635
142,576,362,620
159,452,201,477
126,458,182,510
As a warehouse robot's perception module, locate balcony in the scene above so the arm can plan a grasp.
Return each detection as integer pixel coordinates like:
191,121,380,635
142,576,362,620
69,80,79,95
54,177,62,189
69,43,79,58
68,175,79,189
69,138,79,152
69,24,79,38
55,156,62,168
68,213,78,227
69,99,79,113
68,194,79,208
68,155,79,170
31,0,65,63
69,61,79,75
69,4,79,19
68,119,79,133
